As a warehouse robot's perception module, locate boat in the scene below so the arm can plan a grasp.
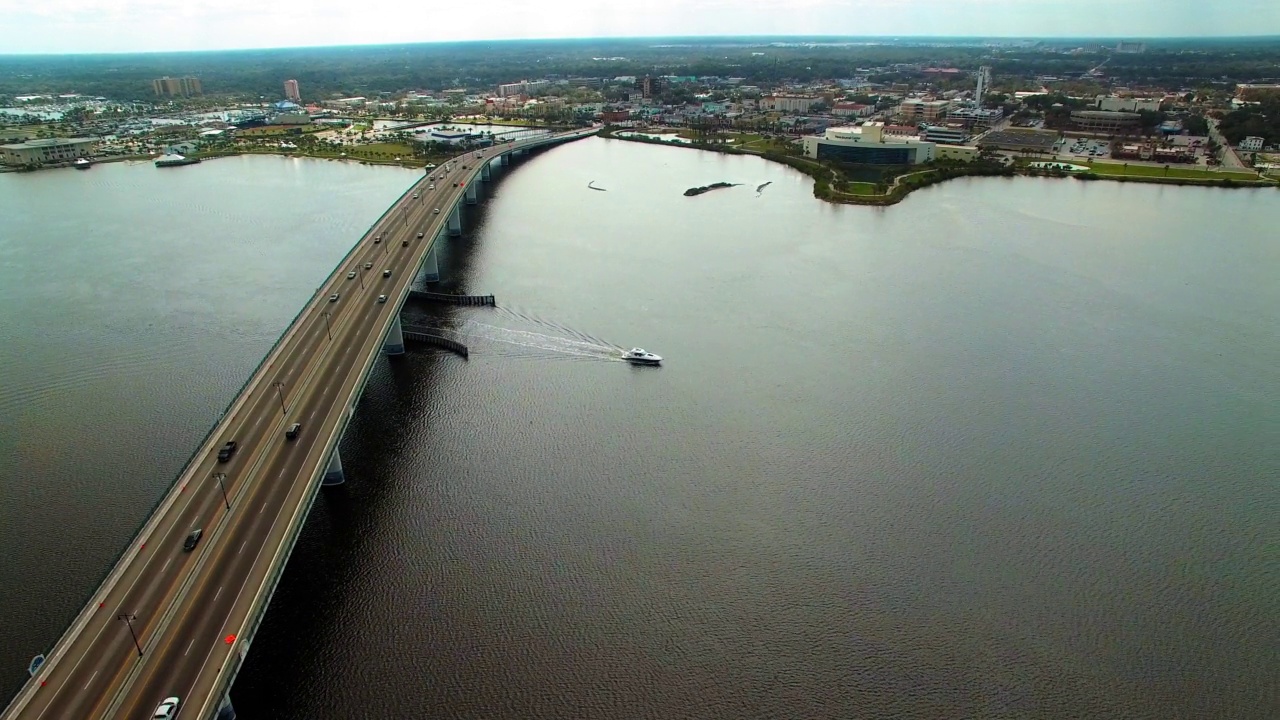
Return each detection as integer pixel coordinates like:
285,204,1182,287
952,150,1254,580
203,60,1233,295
73,158,91,170
622,348,662,365
155,154,201,168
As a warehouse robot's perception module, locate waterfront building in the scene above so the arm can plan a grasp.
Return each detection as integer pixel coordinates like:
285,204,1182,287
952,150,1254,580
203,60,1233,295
935,144,980,162
1240,136,1265,152
0,137,97,166
802,123,936,165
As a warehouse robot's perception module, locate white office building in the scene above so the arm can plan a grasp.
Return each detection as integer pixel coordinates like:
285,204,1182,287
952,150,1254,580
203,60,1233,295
1240,136,1265,152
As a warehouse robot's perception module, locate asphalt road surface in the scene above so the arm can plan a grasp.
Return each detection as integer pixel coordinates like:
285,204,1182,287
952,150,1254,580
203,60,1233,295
6,132,587,720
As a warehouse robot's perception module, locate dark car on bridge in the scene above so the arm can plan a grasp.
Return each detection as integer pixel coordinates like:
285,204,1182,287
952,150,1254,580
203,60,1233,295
183,529,203,552
216,441,237,462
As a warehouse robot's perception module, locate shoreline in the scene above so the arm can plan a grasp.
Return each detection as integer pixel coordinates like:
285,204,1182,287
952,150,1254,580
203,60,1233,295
599,126,1278,206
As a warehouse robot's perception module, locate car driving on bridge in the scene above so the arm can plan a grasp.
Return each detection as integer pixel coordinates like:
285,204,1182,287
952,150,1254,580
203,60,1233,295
377,295,387,304
153,696,180,719
216,441,237,462
182,529,202,552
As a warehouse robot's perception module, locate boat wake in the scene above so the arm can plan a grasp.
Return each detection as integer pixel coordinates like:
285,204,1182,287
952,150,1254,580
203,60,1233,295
403,309,625,362
464,321,623,360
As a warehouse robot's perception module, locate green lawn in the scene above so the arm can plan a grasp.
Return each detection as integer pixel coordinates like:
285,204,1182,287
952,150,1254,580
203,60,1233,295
844,182,878,196
1087,161,1262,181
728,133,767,147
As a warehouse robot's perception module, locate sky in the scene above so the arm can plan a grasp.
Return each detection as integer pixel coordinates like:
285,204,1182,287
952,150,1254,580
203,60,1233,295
0,0,1278,54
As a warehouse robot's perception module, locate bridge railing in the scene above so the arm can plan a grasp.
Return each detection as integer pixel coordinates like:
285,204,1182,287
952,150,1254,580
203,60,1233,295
0,162,429,716
4,128,596,716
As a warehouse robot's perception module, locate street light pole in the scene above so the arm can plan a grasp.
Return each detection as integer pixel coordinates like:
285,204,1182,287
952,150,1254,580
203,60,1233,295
272,381,287,415
321,311,332,340
358,267,365,289
213,472,230,510
117,614,143,657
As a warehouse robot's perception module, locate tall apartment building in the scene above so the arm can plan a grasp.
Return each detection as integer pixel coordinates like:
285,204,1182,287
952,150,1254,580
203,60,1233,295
152,76,202,97
764,95,821,113
497,80,550,98
284,79,301,102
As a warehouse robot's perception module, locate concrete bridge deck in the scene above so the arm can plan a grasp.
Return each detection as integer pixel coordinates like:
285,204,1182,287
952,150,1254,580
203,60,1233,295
2,127,596,720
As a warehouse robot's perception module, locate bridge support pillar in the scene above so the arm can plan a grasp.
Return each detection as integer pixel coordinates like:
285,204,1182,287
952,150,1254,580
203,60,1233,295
216,694,237,720
481,162,491,181
465,182,478,205
323,448,346,486
498,153,507,167
421,244,440,282
448,206,462,236
383,315,405,356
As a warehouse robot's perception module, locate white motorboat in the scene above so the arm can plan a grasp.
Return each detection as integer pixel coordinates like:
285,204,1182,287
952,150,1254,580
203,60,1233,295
622,348,662,365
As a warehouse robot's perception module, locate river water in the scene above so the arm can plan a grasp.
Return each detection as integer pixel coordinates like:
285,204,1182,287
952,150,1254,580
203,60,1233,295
0,142,1277,719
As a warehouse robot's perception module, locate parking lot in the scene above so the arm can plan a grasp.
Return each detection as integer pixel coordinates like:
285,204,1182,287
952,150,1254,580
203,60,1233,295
1057,137,1111,159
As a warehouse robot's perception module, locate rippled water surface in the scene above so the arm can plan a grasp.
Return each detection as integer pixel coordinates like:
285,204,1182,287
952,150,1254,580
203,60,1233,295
2,143,1278,719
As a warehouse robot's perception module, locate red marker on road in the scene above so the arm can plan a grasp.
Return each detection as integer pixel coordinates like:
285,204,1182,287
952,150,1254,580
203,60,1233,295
224,634,237,644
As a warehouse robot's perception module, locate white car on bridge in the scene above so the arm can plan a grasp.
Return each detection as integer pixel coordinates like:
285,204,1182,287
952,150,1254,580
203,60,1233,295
153,696,180,719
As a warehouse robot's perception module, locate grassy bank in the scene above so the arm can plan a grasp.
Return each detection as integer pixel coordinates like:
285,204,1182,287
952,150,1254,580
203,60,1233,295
601,126,1278,206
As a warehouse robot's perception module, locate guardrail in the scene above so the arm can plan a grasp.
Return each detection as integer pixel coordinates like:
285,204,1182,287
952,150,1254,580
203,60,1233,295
0,159,431,718
141,127,593,712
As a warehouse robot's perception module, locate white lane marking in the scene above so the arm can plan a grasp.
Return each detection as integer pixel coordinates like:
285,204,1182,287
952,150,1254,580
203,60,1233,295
83,671,98,690
238,541,247,555
213,586,223,602
258,503,266,515
162,557,172,572
187,475,296,707
184,638,195,656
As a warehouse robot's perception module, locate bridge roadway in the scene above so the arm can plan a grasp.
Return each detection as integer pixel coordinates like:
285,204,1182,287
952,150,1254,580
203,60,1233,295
4,127,595,720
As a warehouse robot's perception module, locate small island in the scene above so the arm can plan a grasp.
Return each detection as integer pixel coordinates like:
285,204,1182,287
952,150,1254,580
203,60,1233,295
684,182,739,196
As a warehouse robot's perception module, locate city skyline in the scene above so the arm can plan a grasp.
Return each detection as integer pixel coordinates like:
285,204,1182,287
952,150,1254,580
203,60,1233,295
1,0,1278,55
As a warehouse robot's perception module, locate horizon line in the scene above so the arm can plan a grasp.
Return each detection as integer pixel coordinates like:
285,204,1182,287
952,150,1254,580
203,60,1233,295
4,32,1280,58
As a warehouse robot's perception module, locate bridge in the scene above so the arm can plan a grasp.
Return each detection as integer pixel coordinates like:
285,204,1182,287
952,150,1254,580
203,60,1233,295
2,127,596,720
